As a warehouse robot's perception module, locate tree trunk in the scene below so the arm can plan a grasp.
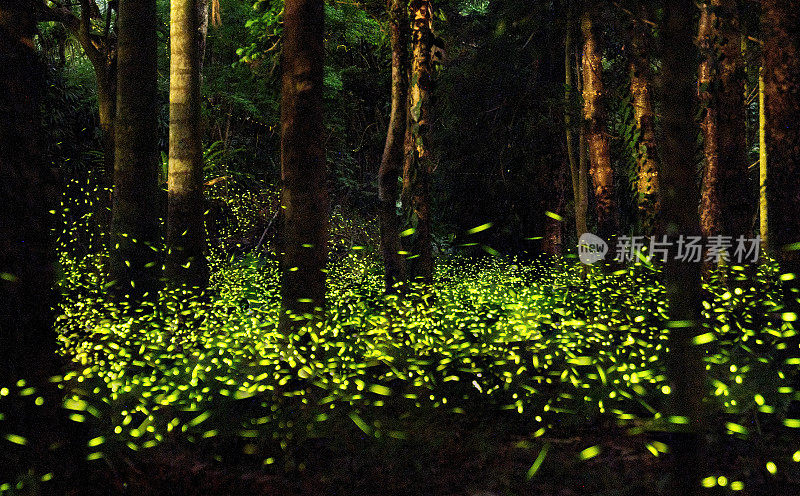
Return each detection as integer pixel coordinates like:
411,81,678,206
698,0,751,241
658,2,707,494
628,8,660,234
402,0,434,283
378,0,408,292
0,3,66,482
565,9,586,242
0,0,58,387
580,6,616,244
166,0,208,290
96,65,117,183
763,0,800,309
759,67,768,251
109,0,162,302
279,0,328,331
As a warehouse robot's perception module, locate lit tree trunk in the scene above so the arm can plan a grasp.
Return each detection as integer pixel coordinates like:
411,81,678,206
402,0,434,283
758,67,768,251
628,9,660,234
763,0,800,308
580,5,616,244
698,0,750,240
166,0,208,290
279,0,328,331
379,0,408,292
109,0,162,302
658,2,707,494
0,0,58,387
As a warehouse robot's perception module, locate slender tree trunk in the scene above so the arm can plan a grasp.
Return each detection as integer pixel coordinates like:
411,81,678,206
402,0,434,283
279,0,328,331
758,67,768,251
97,68,117,183
166,0,208,290
658,2,707,494
763,0,800,309
575,39,589,241
628,9,660,234
580,5,616,244
109,0,162,302
379,0,408,292
698,0,750,241
565,9,585,242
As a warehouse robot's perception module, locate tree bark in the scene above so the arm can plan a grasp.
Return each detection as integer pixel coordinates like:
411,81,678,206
0,0,58,387
402,0,434,283
763,0,800,309
0,4,67,482
698,0,751,241
565,9,586,242
758,67,768,251
109,0,162,302
580,5,616,244
378,0,408,292
658,2,707,494
628,7,660,234
166,0,208,290
279,0,328,331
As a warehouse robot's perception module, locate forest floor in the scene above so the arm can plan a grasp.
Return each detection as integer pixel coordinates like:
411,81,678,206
3,252,800,495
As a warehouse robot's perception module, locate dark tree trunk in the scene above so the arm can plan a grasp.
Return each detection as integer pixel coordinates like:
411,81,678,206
580,4,616,245
763,0,800,312
698,0,751,242
0,0,58,388
109,0,162,302
658,2,707,494
565,8,587,242
166,0,209,290
279,0,329,331
0,2,67,483
402,0,434,283
378,0,409,292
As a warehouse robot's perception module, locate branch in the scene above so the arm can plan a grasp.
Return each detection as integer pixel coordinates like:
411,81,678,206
612,1,657,28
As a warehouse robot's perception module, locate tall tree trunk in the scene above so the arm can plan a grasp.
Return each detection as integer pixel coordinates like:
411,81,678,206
575,36,589,241
0,0,58,388
628,8,660,234
763,0,800,309
0,2,66,483
565,8,586,242
97,64,117,184
279,0,328,331
580,5,616,244
166,0,208,290
658,2,707,494
758,67,768,251
109,0,162,302
402,0,434,283
698,0,750,241
378,0,408,292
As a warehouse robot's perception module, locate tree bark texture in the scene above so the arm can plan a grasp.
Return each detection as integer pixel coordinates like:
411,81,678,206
402,0,434,283
378,0,409,292
109,0,162,302
279,0,329,331
167,0,209,290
